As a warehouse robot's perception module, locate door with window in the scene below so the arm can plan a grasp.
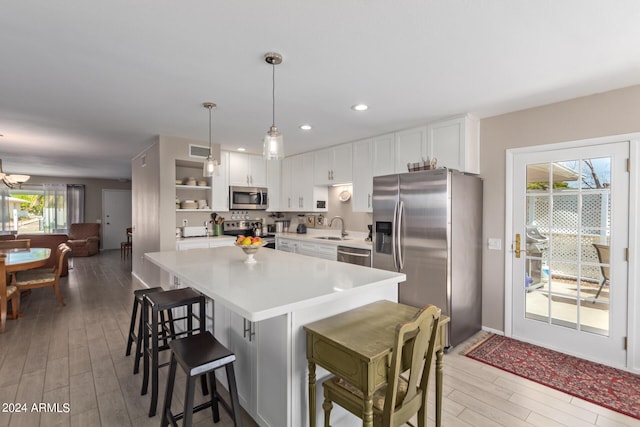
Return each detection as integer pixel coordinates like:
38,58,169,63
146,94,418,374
511,141,629,367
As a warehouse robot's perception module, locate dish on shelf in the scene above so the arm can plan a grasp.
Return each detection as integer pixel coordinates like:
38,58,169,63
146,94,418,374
184,177,196,186
180,200,197,209
197,180,208,186
175,179,182,185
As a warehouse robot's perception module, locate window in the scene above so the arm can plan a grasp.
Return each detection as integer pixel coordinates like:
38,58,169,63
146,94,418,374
0,184,84,234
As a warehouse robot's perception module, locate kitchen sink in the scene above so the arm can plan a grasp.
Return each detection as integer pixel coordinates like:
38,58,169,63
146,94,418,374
314,236,351,241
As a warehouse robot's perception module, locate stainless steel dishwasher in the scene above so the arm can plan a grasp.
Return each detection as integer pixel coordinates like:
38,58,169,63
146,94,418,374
336,246,371,267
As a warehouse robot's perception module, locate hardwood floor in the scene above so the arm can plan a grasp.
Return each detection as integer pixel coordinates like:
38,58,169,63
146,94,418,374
0,250,637,427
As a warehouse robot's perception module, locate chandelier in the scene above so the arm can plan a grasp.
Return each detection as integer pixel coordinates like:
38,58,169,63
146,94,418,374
0,160,30,188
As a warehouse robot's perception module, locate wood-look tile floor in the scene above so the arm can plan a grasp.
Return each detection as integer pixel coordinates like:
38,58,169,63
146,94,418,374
0,250,638,427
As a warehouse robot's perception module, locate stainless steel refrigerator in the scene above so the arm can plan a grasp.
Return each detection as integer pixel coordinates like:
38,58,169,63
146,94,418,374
372,168,483,348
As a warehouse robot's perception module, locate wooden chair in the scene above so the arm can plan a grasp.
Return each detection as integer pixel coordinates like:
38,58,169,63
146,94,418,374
0,239,31,250
322,305,441,427
0,254,20,333
14,244,70,306
592,243,610,300
121,227,132,259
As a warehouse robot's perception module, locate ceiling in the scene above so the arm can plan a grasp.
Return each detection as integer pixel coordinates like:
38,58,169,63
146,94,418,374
1,1,639,180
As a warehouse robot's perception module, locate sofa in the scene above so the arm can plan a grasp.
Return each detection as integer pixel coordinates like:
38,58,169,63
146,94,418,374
67,223,100,257
15,233,69,276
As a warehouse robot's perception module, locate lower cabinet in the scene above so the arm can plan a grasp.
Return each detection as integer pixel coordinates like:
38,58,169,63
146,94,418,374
297,240,337,260
175,237,235,250
214,303,289,427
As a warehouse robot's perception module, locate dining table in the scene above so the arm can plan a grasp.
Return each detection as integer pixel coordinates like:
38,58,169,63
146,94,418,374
304,300,450,427
1,247,51,273
1,247,51,319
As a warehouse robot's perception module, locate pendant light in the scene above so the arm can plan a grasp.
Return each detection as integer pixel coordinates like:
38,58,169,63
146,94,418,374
263,52,284,160
202,102,219,177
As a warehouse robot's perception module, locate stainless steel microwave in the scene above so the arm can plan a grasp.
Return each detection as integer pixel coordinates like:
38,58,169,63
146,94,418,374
229,186,268,210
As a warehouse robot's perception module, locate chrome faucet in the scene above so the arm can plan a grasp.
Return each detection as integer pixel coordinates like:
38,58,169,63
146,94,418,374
329,216,348,238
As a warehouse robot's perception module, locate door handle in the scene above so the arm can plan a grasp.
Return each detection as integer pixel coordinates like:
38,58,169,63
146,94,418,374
514,233,531,258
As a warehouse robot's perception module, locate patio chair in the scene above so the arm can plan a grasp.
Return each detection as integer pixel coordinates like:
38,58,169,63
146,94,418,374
592,243,610,301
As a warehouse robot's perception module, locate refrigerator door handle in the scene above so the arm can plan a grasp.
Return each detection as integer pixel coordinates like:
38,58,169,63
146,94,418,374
392,201,399,271
397,200,405,270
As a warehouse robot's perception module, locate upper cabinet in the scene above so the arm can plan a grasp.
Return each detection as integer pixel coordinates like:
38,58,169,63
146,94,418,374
394,126,428,174
265,159,282,211
281,153,327,212
313,144,353,185
372,133,396,177
229,152,267,187
211,151,230,212
427,114,479,174
352,139,373,212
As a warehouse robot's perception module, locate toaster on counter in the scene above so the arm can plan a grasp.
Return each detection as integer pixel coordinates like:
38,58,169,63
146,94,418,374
181,226,209,238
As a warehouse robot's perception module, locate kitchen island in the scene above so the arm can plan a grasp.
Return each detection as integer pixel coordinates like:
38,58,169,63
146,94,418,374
145,246,406,427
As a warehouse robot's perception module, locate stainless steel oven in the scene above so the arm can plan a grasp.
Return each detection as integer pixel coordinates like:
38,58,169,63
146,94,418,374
229,186,268,210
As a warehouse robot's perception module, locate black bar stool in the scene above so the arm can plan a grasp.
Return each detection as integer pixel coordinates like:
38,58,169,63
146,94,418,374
142,287,208,417
161,331,242,427
125,287,174,375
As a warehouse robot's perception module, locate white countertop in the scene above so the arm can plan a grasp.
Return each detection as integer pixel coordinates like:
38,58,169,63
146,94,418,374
145,246,404,322
274,230,372,250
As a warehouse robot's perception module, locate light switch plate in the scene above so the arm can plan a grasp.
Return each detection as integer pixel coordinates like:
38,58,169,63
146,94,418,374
488,238,502,250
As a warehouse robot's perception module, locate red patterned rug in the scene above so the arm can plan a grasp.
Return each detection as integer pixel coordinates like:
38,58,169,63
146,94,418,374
465,334,640,420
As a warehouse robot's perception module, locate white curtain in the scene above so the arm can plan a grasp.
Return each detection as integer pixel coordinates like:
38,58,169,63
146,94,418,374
42,184,68,233
67,184,85,224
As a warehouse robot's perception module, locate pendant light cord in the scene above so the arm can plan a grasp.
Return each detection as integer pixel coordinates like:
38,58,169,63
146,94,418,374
208,105,212,154
271,62,276,128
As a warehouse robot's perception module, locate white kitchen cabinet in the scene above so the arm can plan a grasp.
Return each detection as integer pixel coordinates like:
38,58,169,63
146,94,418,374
229,152,267,187
313,143,353,185
352,138,373,212
297,240,337,260
372,133,396,177
214,306,287,427
175,236,235,250
394,126,428,173
428,114,479,173
228,310,257,411
211,150,229,211
281,153,327,212
265,159,281,211
276,237,299,252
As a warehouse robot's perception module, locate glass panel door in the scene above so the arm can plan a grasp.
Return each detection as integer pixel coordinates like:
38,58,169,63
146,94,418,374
512,142,628,367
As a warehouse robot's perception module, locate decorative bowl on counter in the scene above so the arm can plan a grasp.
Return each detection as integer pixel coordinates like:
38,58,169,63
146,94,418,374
234,242,267,264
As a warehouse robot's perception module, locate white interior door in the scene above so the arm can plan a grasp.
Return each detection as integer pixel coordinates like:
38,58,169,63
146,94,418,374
511,141,629,367
102,189,132,250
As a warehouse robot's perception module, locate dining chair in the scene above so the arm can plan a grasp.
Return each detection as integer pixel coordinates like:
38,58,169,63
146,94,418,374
322,304,441,427
121,227,132,259
0,254,20,333
14,244,71,306
0,239,31,250
592,243,610,300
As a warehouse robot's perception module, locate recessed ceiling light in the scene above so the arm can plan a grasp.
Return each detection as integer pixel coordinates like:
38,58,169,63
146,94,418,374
351,104,368,111
299,124,312,130
237,147,246,152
